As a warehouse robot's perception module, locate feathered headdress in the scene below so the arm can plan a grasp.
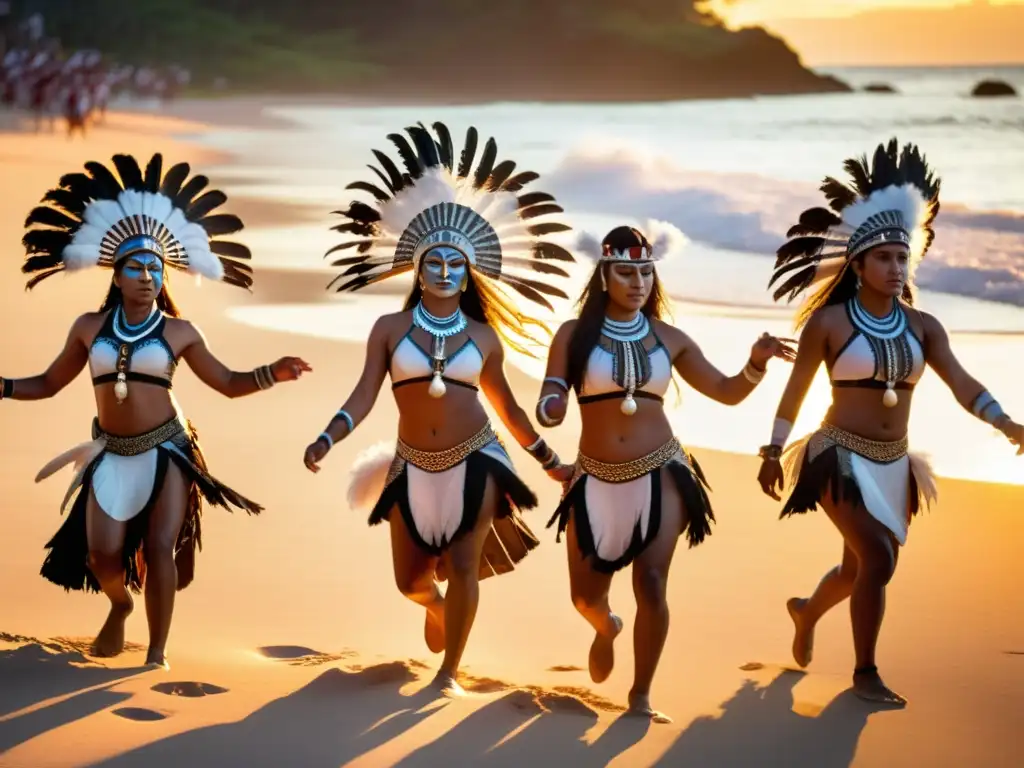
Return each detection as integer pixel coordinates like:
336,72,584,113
575,220,686,265
326,121,575,310
21,153,253,290
769,138,941,304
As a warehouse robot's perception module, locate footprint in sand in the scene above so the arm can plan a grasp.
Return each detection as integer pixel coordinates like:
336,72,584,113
257,645,355,667
548,664,585,673
112,707,169,722
151,681,229,698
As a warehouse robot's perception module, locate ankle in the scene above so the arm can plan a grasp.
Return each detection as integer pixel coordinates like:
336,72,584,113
853,664,878,677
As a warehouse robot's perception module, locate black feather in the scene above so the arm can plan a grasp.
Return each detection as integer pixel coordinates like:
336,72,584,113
338,201,382,223
518,192,555,209
112,154,144,189
84,161,124,199
527,221,571,236
199,214,243,237
187,190,228,220
25,206,79,230
786,207,841,237
159,162,190,199
144,154,163,193
58,172,95,201
771,268,817,303
25,266,66,289
433,122,454,171
209,240,252,261
42,188,87,216
486,160,516,191
368,165,396,194
820,177,856,212
22,228,71,255
774,236,826,263
520,203,564,220
174,175,209,210
372,150,405,193
502,257,570,277
457,127,478,179
501,171,538,191
533,243,575,262
407,124,440,169
346,180,390,203
387,133,422,178
22,253,65,274
331,220,377,237
473,138,497,189
842,155,871,197
500,277,559,311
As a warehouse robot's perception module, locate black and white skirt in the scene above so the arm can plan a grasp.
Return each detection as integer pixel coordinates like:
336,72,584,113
347,423,539,581
780,423,938,546
548,437,715,573
35,415,262,593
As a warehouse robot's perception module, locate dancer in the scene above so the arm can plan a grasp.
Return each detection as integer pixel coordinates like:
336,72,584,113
302,122,576,694
757,138,1023,706
1,153,310,668
539,225,796,722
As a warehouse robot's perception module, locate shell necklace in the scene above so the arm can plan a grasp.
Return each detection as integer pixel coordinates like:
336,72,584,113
412,302,468,398
848,296,913,408
601,312,650,416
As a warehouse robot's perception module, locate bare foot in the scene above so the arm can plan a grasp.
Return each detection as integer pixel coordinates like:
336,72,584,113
145,648,170,670
589,613,623,684
626,691,673,724
787,597,814,668
424,603,445,655
430,670,465,697
852,668,907,707
92,598,133,658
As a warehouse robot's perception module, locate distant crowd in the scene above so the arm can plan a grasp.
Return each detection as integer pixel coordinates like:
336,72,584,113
1,43,190,138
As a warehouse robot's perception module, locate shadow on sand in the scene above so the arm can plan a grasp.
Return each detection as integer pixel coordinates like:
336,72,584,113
653,669,875,768
91,661,450,768
0,640,145,754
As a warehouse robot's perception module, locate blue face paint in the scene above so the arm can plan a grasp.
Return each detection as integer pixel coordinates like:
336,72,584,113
121,254,164,294
420,247,468,299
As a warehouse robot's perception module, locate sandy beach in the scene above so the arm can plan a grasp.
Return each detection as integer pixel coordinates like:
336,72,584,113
1,103,1022,768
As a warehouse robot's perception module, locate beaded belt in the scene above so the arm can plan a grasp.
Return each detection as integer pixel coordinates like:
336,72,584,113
397,423,496,473
92,416,185,457
579,437,681,483
819,423,908,463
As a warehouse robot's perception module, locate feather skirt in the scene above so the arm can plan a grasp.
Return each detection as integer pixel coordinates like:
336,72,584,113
547,438,715,574
349,428,539,581
38,416,262,593
780,424,938,546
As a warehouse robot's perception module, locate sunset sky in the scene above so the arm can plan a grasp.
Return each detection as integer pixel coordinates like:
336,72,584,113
708,0,1024,65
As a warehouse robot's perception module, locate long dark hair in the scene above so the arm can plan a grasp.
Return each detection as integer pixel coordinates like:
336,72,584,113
565,226,671,393
794,249,916,330
99,263,183,318
402,266,549,357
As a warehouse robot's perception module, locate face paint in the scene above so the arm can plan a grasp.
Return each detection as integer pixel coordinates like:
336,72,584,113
121,253,165,294
420,246,468,299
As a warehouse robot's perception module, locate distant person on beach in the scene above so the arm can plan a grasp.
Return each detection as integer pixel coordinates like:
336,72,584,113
757,138,1023,706
1,153,310,668
302,122,575,695
537,225,795,722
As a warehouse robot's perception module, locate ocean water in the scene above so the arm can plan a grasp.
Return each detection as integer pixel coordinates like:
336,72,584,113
202,66,1024,486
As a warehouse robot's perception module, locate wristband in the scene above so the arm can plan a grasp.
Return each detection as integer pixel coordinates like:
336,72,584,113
253,365,276,390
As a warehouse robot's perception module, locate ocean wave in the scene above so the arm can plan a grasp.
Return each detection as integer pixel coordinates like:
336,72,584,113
545,145,1024,307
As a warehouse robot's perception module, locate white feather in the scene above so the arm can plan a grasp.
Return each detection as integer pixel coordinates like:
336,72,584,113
346,442,396,512
574,231,604,260
81,199,124,234
117,189,146,218
379,167,457,240
179,221,223,280
63,243,102,269
643,218,688,263
841,183,931,268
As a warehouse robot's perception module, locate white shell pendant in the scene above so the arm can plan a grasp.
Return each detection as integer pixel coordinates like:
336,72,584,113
114,372,128,404
621,390,637,416
882,383,898,408
428,371,447,398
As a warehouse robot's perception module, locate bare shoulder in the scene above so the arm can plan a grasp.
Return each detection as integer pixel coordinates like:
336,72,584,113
651,318,691,354
163,316,203,342
552,318,578,345
467,316,501,353
70,311,107,342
